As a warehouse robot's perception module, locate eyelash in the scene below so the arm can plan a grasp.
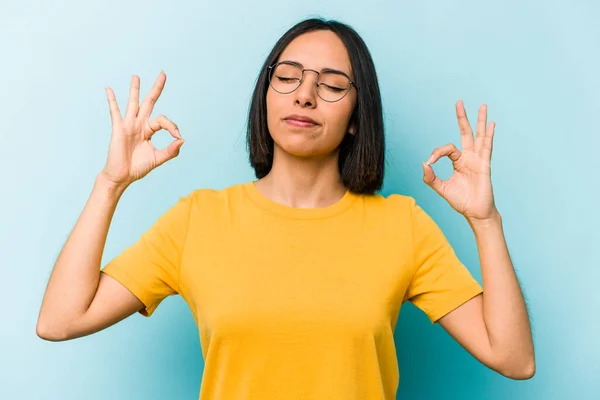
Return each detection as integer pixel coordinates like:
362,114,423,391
276,77,344,91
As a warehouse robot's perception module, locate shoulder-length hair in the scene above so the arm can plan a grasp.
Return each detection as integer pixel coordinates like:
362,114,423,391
246,18,385,194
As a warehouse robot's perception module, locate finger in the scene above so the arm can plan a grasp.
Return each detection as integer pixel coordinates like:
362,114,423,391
426,143,461,165
138,71,166,120
456,100,474,151
155,139,185,166
422,161,444,195
125,74,140,119
474,104,487,153
146,114,182,140
105,87,122,123
481,121,495,161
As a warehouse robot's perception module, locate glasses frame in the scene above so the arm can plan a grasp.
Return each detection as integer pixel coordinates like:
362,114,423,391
267,61,356,103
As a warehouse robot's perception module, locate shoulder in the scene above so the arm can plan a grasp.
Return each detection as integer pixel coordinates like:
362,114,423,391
184,182,249,212
359,191,418,217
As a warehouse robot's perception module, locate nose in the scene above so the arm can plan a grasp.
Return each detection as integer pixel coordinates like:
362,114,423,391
293,69,319,107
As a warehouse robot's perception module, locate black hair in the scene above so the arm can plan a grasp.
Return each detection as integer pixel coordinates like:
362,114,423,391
246,17,384,194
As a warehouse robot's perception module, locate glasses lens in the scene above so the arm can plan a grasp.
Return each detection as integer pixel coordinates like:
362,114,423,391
317,72,351,102
269,63,352,102
270,63,302,94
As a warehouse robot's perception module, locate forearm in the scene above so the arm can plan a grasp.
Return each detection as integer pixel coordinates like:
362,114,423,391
37,173,129,337
468,211,535,378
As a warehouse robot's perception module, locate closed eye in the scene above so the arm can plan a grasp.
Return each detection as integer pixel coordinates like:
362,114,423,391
319,83,345,92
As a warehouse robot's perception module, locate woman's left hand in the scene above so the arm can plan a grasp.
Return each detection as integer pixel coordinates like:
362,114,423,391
422,100,498,222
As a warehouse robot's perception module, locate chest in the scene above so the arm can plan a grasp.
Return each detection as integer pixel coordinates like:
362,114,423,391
180,215,414,336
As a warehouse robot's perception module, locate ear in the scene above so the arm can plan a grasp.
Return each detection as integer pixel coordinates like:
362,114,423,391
348,122,356,135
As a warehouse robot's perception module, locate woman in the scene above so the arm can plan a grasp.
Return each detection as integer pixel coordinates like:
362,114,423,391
37,18,535,399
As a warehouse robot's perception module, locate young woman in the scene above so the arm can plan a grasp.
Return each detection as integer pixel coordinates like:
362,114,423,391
37,18,535,400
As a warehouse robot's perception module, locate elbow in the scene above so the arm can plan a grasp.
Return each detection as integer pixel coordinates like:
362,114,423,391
36,318,69,342
499,358,536,380
519,359,536,380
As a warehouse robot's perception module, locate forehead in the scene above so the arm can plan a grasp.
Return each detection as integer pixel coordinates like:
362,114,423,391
278,30,353,77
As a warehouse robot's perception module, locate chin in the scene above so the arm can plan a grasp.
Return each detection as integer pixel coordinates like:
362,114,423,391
273,136,338,159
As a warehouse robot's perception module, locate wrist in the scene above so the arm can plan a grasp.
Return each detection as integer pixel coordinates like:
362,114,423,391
95,172,130,197
466,209,502,231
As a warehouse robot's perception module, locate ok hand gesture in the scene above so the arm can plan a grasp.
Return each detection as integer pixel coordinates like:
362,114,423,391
101,72,184,186
422,100,498,222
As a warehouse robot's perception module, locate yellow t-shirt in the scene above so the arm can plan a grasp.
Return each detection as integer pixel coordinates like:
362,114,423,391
101,181,483,400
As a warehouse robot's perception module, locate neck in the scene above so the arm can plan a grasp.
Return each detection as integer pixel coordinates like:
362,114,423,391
254,148,347,208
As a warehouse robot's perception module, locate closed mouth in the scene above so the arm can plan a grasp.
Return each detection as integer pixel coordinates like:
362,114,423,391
284,114,320,127
284,119,319,128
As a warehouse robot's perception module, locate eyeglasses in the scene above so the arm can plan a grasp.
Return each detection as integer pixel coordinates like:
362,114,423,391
267,61,356,103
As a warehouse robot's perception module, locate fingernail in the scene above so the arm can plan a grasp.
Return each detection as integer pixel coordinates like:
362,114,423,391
427,155,435,164
175,129,182,139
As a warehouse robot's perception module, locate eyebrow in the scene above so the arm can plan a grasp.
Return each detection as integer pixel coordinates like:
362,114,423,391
281,60,353,80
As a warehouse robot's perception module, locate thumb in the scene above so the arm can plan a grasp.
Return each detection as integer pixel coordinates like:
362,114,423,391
156,139,185,166
422,161,443,195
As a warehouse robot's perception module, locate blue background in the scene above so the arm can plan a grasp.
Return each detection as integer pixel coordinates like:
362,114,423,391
2,0,598,398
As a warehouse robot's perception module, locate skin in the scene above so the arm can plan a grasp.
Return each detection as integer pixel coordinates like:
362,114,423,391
36,73,179,341
37,29,534,381
255,30,357,208
429,102,535,379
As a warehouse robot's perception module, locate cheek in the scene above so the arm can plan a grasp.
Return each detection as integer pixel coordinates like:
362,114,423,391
265,98,278,136
266,90,282,126
326,103,355,135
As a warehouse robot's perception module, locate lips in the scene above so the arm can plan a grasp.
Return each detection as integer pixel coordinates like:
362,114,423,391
284,114,319,127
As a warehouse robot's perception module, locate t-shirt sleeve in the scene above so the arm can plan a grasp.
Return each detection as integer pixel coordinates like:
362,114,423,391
404,197,483,323
100,193,193,317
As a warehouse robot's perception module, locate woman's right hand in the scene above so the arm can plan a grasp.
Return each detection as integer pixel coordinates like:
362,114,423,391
100,71,184,186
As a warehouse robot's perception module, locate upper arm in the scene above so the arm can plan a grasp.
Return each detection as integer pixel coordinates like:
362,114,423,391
437,293,500,372
403,199,502,373
61,272,144,341
405,197,484,322
41,193,194,342
97,193,193,317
